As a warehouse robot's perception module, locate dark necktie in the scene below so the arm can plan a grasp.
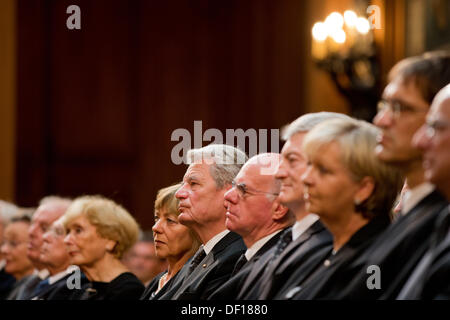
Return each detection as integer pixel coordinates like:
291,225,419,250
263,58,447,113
231,254,248,276
30,278,50,298
188,248,206,274
271,228,293,261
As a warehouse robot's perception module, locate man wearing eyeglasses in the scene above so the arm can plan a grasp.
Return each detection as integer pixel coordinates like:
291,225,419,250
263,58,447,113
207,153,294,300
340,51,450,299
236,112,350,300
397,83,450,299
29,219,87,300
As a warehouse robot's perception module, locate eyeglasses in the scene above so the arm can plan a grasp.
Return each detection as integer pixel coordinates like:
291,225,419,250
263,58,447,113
377,99,428,118
425,119,450,138
231,180,279,198
1,240,27,249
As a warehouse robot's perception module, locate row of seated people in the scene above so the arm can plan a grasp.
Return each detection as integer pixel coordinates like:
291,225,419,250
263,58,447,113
0,50,449,300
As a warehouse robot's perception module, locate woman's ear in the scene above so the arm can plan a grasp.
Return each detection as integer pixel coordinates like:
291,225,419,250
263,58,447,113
355,176,375,204
105,239,117,252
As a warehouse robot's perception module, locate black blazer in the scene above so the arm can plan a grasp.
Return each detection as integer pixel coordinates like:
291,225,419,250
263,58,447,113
169,231,246,300
336,190,448,300
0,268,15,300
397,206,450,299
239,220,332,300
283,214,391,300
34,271,89,300
207,228,286,300
141,264,189,300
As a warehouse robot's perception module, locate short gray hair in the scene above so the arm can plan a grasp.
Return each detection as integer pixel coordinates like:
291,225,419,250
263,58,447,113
187,144,248,189
39,195,72,207
0,200,19,225
281,112,353,140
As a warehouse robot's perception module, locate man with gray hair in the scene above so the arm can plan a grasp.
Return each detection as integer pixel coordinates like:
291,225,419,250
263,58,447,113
158,144,247,300
0,200,21,299
237,112,352,299
15,196,72,299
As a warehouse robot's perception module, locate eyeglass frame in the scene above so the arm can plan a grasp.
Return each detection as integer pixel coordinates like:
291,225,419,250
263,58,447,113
231,180,279,198
377,99,429,118
424,118,450,138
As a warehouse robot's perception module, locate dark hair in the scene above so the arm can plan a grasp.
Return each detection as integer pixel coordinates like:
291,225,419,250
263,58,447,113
10,214,32,224
389,50,450,105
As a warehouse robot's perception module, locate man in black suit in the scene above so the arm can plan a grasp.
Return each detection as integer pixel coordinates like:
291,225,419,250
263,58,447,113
397,83,450,299
207,153,295,300
235,112,352,300
335,52,450,299
29,218,88,300
158,144,247,300
15,196,72,299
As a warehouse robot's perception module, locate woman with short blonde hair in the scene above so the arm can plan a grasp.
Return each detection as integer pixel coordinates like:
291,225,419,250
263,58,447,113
278,118,403,300
62,195,144,300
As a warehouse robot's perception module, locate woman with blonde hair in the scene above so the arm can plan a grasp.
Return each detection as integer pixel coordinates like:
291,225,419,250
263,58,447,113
141,183,201,300
61,195,144,300
275,117,403,300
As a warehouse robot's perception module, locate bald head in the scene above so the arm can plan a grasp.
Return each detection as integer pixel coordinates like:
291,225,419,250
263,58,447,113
413,84,450,198
225,153,293,247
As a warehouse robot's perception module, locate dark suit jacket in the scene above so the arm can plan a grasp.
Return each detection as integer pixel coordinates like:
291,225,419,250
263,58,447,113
140,264,190,300
34,271,89,300
284,214,391,300
239,220,332,300
398,206,450,299
0,267,15,300
169,231,246,300
335,190,448,300
207,228,286,300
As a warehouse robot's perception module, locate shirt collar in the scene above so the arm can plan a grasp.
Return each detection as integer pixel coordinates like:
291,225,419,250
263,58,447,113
402,183,435,215
292,214,320,241
48,265,79,285
203,229,230,255
245,230,283,261
33,268,50,280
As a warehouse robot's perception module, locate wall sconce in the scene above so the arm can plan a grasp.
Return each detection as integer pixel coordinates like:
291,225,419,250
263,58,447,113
311,10,380,121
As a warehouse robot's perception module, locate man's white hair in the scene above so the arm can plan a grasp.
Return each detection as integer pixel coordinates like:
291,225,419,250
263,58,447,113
187,144,248,189
0,200,20,225
281,112,354,140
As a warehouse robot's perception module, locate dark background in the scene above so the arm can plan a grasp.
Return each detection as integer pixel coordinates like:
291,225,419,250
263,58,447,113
12,0,414,229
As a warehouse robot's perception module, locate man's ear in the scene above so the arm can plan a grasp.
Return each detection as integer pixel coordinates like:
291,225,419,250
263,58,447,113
272,200,289,221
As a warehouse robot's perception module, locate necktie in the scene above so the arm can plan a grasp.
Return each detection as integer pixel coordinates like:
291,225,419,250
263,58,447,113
31,278,50,298
231,254,248,276
272,228,293,261
188,248,206,274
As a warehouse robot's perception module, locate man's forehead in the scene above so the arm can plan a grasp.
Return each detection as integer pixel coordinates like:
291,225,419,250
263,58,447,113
282,134,305,154
33,205,64,223
184,162,211,179
431,90,450,117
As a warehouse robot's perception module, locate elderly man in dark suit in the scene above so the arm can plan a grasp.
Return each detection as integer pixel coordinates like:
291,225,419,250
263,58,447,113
397,83,450,299
207,153,295,300
157,144,247,300
336,51,450,300
235,112,352,300
15,196,72,300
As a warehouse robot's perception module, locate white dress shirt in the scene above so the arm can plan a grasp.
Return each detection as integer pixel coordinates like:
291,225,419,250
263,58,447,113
244,230,283,261
292,214,319,241
401,183,435,215
203,229,230,255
